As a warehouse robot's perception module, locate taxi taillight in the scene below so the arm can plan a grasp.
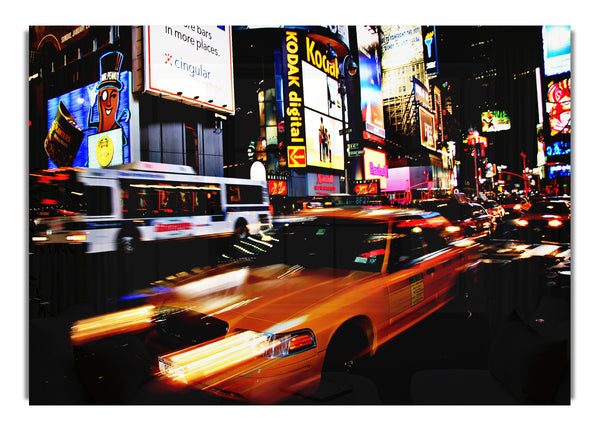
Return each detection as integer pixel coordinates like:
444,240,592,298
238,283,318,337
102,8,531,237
548,219,563,228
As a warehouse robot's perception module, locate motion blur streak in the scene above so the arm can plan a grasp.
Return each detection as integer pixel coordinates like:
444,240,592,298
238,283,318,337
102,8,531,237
70,305,157,345
159,331,269,384
176,268,249,298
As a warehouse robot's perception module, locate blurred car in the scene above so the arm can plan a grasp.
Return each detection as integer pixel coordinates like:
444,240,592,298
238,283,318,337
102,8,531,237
515,199,571,244
70,207,480,404
499,195,530,219
478,199,505,222
417,198,496,239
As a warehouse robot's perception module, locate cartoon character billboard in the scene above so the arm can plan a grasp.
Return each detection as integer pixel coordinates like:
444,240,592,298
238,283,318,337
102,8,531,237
45,51,130,168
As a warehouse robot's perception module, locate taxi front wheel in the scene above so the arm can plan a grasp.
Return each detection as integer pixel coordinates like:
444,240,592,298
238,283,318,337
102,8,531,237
322,324,370,374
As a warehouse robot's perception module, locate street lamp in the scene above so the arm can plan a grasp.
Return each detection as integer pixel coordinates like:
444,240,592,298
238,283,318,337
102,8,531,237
328,44,358,194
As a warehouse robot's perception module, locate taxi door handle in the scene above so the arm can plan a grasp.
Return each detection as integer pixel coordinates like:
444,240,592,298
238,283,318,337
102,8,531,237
426,268,435,274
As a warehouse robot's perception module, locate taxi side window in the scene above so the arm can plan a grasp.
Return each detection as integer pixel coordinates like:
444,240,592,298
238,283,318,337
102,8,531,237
387,228,425,273
421,227,449,253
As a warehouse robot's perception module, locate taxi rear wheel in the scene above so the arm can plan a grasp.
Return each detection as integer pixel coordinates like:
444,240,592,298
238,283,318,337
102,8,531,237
323,324,370,374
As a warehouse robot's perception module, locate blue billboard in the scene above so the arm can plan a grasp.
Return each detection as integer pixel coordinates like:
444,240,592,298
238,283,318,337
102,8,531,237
45,51,131,169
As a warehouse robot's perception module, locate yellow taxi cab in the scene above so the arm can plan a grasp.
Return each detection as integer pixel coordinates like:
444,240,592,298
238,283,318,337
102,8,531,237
71,207,480,404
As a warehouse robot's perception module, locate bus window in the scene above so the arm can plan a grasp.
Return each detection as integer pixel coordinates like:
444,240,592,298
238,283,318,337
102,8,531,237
178,189,193,215
226,185,263,204
85,186,112,216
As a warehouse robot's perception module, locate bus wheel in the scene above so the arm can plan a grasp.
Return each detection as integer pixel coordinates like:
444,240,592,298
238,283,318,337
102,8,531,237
118,231,138,255
234,219,249,239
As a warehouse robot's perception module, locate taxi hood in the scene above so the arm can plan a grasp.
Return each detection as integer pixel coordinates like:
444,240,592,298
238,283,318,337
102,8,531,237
157,263,379,332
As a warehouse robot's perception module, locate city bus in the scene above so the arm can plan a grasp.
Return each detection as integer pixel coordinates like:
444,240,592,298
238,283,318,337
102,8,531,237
30,162,272,254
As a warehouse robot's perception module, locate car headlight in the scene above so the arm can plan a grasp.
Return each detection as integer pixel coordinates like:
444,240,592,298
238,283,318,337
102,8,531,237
263,329,317,358
514,204,522,211
445,225,461,233
548,219,563,228
158,329,317,385
516,219,529,227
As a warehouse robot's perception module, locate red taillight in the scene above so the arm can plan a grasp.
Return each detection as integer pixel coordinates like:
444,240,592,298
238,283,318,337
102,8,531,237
360,249,386,258
269,204,274,214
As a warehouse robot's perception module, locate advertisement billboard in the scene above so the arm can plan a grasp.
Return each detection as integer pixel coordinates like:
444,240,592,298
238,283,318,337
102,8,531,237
380,25,423,70
434,86,443,143
546,77,571,136
143,26,234,114
481,110,511,132
421,26,438,76
357,25,385,142
304,108,344,170
282,31,345,171
282,30,307,167
418,107,435,151
45,55,131,169
414,77,431,109
363,147,388,189
302,60,343,120
542,25,571,77
307,173,340,196
548,164,571,179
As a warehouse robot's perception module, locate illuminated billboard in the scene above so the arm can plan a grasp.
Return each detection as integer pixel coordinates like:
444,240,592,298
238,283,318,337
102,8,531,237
547,78,571,136
357,25,385,142
282,30,345,171
542,25,571,77
548,164,571,179
434,86,443,143
380,25,423,70
302,61,343,121
418,107,435,151
304,108,344,170
363,147,388,189
143,26,235,114
46,54,131,169
414,77,431,109
481,110,511,132
421,26,438,76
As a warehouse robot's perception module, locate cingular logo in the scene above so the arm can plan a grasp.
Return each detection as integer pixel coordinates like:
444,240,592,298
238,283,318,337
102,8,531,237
164,52,211,79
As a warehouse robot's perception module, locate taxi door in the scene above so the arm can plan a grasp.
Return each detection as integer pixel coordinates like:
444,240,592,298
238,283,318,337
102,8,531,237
384,224,457,329
384,226,433,326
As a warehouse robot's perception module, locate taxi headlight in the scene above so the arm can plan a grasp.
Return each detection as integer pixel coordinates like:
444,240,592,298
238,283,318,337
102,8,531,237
516,219,529,227
263,329,317,358
514,204,522,211
445,225,461,233
548,219,563,228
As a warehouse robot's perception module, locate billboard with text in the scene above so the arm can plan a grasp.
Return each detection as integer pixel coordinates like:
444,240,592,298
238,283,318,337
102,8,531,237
143,26,234,114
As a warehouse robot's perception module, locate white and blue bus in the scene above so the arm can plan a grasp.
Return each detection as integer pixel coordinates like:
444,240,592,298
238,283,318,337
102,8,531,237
30,162,272,254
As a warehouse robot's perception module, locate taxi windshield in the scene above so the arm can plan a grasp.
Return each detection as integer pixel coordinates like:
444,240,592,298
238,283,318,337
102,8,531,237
235,218,391,272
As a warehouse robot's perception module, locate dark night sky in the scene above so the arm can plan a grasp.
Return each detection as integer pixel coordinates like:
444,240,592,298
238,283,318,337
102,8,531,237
434,26,545,175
